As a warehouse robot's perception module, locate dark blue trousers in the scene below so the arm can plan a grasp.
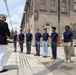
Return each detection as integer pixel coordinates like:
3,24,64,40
51,42,57,59
13,41,17,52
26,42,31,54
35,41,40,55
19,41,24,52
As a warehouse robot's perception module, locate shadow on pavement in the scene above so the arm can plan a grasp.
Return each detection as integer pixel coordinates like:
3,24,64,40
60,65,73,70
34,67,53,75
4,65,18,70
34,59,74,75
42,60,63,71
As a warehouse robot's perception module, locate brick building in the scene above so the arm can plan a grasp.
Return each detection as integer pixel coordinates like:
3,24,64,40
21,0,76,41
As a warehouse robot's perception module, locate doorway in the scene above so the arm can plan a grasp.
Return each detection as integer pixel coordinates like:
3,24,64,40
43,23,52,35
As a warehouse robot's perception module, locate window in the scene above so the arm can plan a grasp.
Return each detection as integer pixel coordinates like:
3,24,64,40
74,3,76,10
72,23,76,30
30,2,33,16
61,0,67,13
40,0,47,11
74,2,76,11
43,23,52,34
41,0,46,5
50,0,56,12
51,0,55,6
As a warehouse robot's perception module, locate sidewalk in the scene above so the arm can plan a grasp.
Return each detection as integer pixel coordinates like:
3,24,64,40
1,43,76,75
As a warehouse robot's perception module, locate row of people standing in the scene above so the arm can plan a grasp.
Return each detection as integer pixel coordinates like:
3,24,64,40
13,27,58,59
13,25,73,63
26,27,58,60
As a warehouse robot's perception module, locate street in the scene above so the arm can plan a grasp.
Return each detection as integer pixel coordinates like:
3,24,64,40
0,43,76,75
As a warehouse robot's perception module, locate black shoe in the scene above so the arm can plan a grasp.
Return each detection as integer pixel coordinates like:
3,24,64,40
34,54,40,56
13,50,16,52
26,53,30,54
54,58,56,60
51,57,54,59
43,56,47,58
34,54,38,56
20,51,23,53
0,69,8,73
37,54,40,56
71,55,75,57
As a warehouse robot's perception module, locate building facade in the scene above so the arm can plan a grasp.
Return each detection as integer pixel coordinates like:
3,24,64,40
21,0,76,41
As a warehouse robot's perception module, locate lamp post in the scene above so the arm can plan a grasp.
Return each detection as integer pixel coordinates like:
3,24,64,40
58,0,60,46
3,0,13,31
3,0,6,2
58,0,60,36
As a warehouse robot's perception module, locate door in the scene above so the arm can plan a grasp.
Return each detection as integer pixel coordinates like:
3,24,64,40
43,23,52,35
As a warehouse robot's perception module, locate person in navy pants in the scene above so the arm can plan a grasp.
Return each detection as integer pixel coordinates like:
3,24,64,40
19,30,25,52
34,28,41,56
26,29,33,54
50,27,58,60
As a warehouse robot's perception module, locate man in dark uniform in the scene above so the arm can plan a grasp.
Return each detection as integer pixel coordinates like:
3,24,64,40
26,29,33,54
0,14,10,73
42,28,49,58
13,31,17,52
63,26,73,63
34,28,41,56
19,29,25,52
50,27,58,60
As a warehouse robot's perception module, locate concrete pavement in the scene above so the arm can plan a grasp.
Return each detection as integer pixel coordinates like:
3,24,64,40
1,43,76,75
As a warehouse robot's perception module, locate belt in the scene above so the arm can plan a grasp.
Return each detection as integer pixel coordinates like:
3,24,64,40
43,40,47,41
36,40,40,42
51,41,57,42
26,41,31,42
64,41,71,43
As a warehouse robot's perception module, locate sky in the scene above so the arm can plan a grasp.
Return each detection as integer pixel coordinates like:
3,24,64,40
0,0,26,32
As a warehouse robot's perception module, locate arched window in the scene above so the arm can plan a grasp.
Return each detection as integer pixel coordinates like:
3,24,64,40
61,0,66,13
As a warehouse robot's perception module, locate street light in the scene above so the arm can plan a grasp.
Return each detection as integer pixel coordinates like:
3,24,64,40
3,0,14,38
